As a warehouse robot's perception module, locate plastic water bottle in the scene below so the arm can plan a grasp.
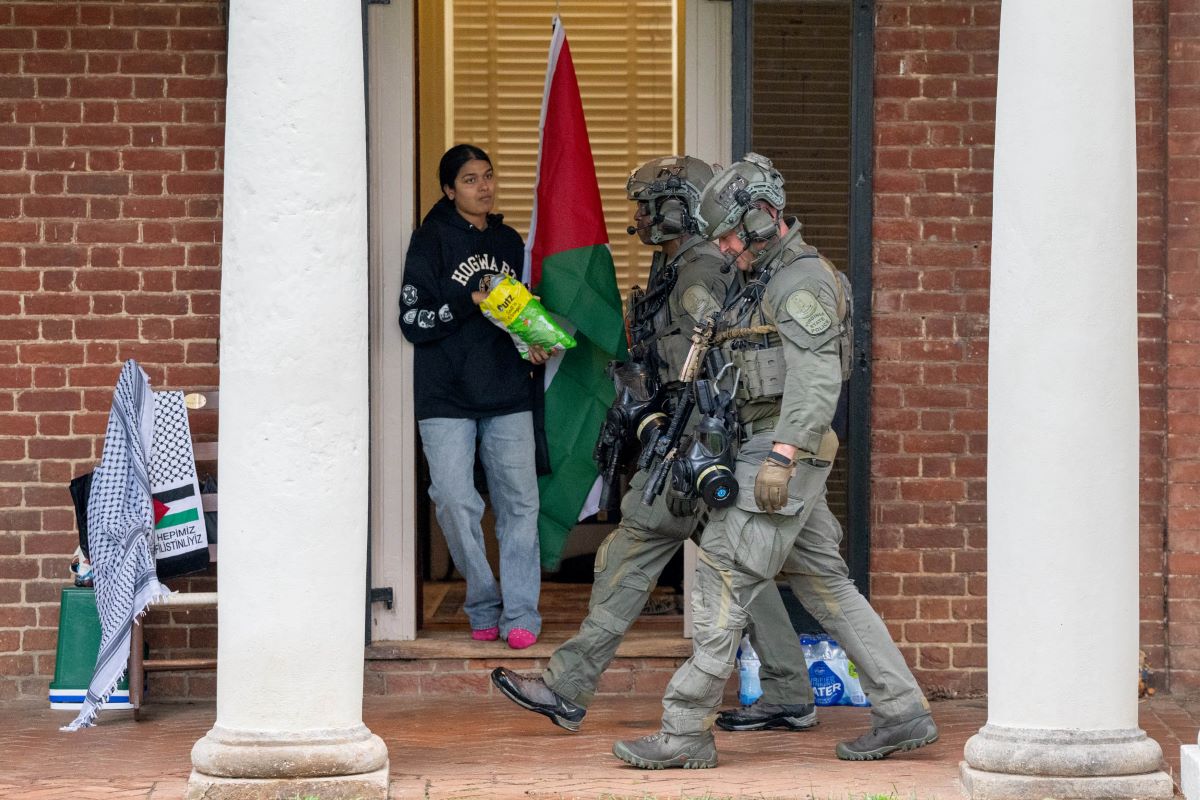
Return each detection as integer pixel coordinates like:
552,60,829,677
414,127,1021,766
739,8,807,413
817,635,837,661
737,635,763,706
799,635,818,666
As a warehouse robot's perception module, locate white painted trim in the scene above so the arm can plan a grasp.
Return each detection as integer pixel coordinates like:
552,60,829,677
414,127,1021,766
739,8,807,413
685,0,732,168
368,1,418,642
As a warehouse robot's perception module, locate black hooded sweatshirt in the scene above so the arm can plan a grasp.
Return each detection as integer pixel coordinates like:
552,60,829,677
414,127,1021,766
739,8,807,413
399,197,533,421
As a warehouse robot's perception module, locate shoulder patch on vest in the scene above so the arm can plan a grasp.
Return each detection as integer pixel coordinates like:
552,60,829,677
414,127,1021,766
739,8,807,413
681,284,718,320
785,289,832,335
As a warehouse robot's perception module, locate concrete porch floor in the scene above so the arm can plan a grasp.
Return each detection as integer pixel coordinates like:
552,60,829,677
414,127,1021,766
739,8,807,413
1,693,1195,799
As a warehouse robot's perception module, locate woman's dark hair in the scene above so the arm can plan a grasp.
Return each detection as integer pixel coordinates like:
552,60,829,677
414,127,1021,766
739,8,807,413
439,144,492,194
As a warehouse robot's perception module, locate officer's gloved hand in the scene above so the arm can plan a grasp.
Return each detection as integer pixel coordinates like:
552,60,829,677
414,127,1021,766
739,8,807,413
754,451,795,512
665,486,698,518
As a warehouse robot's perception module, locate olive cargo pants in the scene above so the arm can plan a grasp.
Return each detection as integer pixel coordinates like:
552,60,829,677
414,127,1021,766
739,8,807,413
543,470,814,708
660,456,929,735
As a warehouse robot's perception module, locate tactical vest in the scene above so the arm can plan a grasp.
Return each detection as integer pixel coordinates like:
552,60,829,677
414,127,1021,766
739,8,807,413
635,241,724,387
720,238,853,417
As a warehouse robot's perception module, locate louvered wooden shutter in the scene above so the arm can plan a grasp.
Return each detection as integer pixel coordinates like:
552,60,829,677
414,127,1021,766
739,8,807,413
751,1,850,267
450,1,679,297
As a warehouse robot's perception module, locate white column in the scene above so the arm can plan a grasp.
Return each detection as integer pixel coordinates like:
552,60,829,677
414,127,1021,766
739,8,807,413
187,1,388,797
960,2,1168,797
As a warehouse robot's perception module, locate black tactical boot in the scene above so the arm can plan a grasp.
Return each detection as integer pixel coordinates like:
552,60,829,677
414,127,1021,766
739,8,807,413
715,702,818,731
490,667,586,732
612,730,718,770
835,713,939,760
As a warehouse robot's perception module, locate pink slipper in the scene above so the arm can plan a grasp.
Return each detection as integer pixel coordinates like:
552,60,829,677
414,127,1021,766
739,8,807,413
506,628,537,649
471,627,499,641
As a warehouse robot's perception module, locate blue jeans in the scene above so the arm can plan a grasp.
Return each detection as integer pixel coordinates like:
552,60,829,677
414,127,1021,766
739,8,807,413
418,412,542,636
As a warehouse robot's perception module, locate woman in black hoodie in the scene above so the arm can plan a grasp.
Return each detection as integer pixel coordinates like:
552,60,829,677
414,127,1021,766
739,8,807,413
399,145,544,649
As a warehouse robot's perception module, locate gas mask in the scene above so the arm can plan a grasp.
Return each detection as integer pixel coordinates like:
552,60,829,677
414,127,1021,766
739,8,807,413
594,359,664,511
670,366,741,509
607,360,660,438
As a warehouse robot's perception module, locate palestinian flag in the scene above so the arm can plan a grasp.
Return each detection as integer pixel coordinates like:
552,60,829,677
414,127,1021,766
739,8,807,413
524,16,625,570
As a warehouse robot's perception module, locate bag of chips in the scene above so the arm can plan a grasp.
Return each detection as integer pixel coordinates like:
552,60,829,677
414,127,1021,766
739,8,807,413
478,274,576,360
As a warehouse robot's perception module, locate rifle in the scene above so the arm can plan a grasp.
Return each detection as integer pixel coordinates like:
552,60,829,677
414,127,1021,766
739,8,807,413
592,359,657,511
592,254,669,512
639,312,720,506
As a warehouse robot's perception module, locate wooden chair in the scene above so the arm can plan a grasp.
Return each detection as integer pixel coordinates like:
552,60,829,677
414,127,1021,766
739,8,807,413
129,391,218,719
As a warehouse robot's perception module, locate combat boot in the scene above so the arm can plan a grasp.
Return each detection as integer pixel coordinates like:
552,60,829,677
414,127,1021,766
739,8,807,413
490,667,586,732
835,713,939,760
715,702,817,731
612,731,718,770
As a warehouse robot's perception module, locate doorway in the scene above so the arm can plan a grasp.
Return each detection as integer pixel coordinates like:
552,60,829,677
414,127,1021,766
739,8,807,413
414,0,687,641
363,0,868,645
730,0,875,619
368,0,705,645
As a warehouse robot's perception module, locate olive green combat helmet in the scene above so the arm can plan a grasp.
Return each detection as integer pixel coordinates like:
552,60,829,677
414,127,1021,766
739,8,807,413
694,152,786,242
626,155,715,244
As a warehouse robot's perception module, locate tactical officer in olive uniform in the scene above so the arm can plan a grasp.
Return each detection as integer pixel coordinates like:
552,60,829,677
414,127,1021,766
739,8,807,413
491,155,814,733
613,154,937,769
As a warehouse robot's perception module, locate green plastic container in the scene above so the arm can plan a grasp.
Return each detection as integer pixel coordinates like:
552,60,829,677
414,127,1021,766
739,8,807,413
49,586,131,709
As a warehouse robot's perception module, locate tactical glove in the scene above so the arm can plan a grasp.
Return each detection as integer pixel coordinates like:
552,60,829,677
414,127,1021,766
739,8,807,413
754,451,795,512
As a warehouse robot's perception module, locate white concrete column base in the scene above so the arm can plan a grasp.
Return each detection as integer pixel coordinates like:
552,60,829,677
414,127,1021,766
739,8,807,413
960,764,1172,800
1182,744,1200,799
964,724,1165,775
961,725,1172,800
186,764,389,800
189,724,388,787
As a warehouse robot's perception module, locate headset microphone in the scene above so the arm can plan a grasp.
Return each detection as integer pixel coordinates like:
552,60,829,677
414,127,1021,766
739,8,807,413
626,214,663,235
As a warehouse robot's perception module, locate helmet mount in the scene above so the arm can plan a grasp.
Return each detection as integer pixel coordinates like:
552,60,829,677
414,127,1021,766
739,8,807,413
626,156,715,244
695,153,786,243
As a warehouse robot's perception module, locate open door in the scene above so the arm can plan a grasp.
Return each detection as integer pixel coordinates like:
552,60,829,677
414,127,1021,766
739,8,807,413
730,0,874,624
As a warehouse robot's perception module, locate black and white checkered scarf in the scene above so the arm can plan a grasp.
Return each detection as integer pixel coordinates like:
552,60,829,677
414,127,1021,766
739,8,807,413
63,360,169,731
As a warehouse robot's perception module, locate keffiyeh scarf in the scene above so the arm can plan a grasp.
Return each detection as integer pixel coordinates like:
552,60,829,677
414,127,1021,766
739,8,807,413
63,360,169,731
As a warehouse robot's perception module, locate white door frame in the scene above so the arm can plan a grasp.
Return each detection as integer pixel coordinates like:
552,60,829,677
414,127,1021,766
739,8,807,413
365,0,731,642
367,0,419,641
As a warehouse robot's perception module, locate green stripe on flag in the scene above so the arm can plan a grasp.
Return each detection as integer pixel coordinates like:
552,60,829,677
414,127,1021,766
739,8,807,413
537,332,615,570
537,245,625,359
156,507,199,529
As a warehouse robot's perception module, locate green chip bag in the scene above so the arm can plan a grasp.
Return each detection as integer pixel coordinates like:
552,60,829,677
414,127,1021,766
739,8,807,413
478,274,576,360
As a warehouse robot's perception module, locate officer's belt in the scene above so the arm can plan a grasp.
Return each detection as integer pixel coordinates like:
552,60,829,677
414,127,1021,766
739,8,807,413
747,415,781,435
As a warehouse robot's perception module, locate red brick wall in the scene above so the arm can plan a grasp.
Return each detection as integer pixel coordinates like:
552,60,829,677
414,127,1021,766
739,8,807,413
871,0,1171,697
1134,0,1170,690
0,2,225,700
1166,1,1200,690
